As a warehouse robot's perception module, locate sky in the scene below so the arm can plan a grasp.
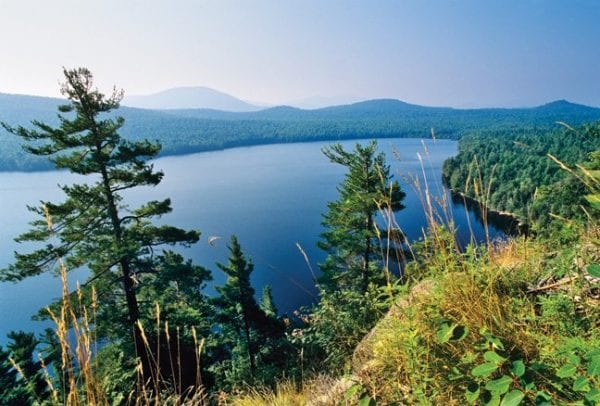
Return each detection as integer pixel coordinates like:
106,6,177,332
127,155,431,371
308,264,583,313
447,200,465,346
0,0,598,107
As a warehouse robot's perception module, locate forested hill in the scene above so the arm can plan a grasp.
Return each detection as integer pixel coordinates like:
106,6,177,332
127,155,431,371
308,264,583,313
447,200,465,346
1,92,600,171
164,98,600,123
442,124,600,229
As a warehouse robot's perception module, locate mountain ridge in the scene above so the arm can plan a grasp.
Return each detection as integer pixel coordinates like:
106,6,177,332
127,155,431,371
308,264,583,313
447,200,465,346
2,90,598,115
1,92,599,172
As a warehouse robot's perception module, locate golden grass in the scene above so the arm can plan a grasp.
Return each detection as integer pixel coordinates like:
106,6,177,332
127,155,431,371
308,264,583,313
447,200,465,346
226,381,307,406
43,268,209,405
43,260,107,405
354,241,542,403
224,375,350,406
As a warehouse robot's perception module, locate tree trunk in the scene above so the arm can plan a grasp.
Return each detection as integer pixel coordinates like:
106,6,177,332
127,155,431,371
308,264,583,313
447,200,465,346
363,213,372,293
98,158,152,380
242,312,256,376
363,158,372,293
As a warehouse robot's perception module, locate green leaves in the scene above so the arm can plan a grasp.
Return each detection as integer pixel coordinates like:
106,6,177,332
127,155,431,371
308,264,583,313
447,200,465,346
358,396,376,406
556,363,577,378
472,362,500,378
572,376,590,392
499,390,524,406
345,382,376,406
345,383,362,399
550,350,600,402
587,263,600,278
535,390,551,405
587,354,600,377
471,352,506,378
484,351,507,365
482,392,501,406
585,194,600,210
586,388,600,402
436,323,455,344
509,360,525,378
465,383,480,403
437,323,469,344
464,335,538,405
484,375,512,395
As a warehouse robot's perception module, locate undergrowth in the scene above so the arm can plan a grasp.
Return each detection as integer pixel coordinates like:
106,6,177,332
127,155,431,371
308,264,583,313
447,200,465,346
355,225,599,404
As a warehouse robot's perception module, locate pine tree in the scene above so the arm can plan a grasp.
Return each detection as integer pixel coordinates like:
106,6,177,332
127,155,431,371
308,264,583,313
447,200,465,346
1,68,199,375
212,236,286,388
0,344,30,405
318,140,405,293
214,236,261,379
303,141,406,371
0,331,51,405
137,251,215,390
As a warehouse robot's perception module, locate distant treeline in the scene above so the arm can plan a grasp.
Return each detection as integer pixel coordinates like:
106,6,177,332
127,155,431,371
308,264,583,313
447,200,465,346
2,93,600,171
442,124,600,229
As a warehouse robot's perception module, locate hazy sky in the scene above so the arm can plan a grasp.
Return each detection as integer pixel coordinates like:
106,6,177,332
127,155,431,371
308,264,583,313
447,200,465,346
0,0,598,107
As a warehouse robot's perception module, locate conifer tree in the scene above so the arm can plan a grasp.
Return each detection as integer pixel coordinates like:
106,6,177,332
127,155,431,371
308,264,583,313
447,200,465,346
304,141,406,371
214,236,261,378
0,331,54,405
318,140,405,293
1,68,199,374
212,236,286,387
137,251,216,390
0,344,30,405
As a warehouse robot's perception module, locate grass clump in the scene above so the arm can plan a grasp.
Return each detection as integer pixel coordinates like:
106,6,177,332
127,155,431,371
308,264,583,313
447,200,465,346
222,375,352,406
351,224,599,405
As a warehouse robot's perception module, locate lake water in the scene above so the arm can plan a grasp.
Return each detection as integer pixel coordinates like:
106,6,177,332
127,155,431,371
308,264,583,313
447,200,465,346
0,138,507,344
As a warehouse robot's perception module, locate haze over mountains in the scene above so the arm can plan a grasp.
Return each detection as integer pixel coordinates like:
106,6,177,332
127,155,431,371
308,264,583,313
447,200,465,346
122,86,366,110
123,86,263,111
1,90,600,172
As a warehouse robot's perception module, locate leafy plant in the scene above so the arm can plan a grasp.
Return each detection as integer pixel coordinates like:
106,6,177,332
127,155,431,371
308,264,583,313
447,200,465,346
553,349,600,404
345,381,377,406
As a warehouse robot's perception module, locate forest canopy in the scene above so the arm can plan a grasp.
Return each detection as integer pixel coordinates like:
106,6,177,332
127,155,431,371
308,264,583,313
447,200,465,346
2,92,600,171
442,124,600,230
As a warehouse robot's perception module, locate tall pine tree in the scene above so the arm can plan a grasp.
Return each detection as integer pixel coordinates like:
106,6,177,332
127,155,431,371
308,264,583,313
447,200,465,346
1,68,199,375
304,141,406,371
318,140,405,293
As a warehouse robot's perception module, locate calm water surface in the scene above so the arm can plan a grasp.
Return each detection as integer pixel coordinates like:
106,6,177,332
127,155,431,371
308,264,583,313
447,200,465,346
0,138,507,343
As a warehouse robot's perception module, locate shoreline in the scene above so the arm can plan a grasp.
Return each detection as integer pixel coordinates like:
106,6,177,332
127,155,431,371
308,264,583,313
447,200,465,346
0,135,454,174
449,189,529,235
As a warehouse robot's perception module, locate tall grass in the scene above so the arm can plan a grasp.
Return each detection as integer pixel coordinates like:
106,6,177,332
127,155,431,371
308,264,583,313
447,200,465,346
39,264,209,405
10,209,209,405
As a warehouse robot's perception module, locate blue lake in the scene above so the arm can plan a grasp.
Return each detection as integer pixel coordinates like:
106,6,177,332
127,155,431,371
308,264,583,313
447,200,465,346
0,138,507,344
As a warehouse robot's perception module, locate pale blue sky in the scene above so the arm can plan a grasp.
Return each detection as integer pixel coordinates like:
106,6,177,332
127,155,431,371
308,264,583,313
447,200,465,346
0,0,598,107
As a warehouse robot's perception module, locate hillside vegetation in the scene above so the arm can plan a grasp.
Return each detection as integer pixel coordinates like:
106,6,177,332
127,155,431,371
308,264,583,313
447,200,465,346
443,124,600,230
233,225,599,405
2,92,600,171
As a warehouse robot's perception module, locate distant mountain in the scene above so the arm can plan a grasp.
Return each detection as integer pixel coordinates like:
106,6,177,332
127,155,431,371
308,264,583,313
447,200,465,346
161,98,600,124
533,99,600,113
286,95,363,109
1,92,599,172
122,86,261,111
